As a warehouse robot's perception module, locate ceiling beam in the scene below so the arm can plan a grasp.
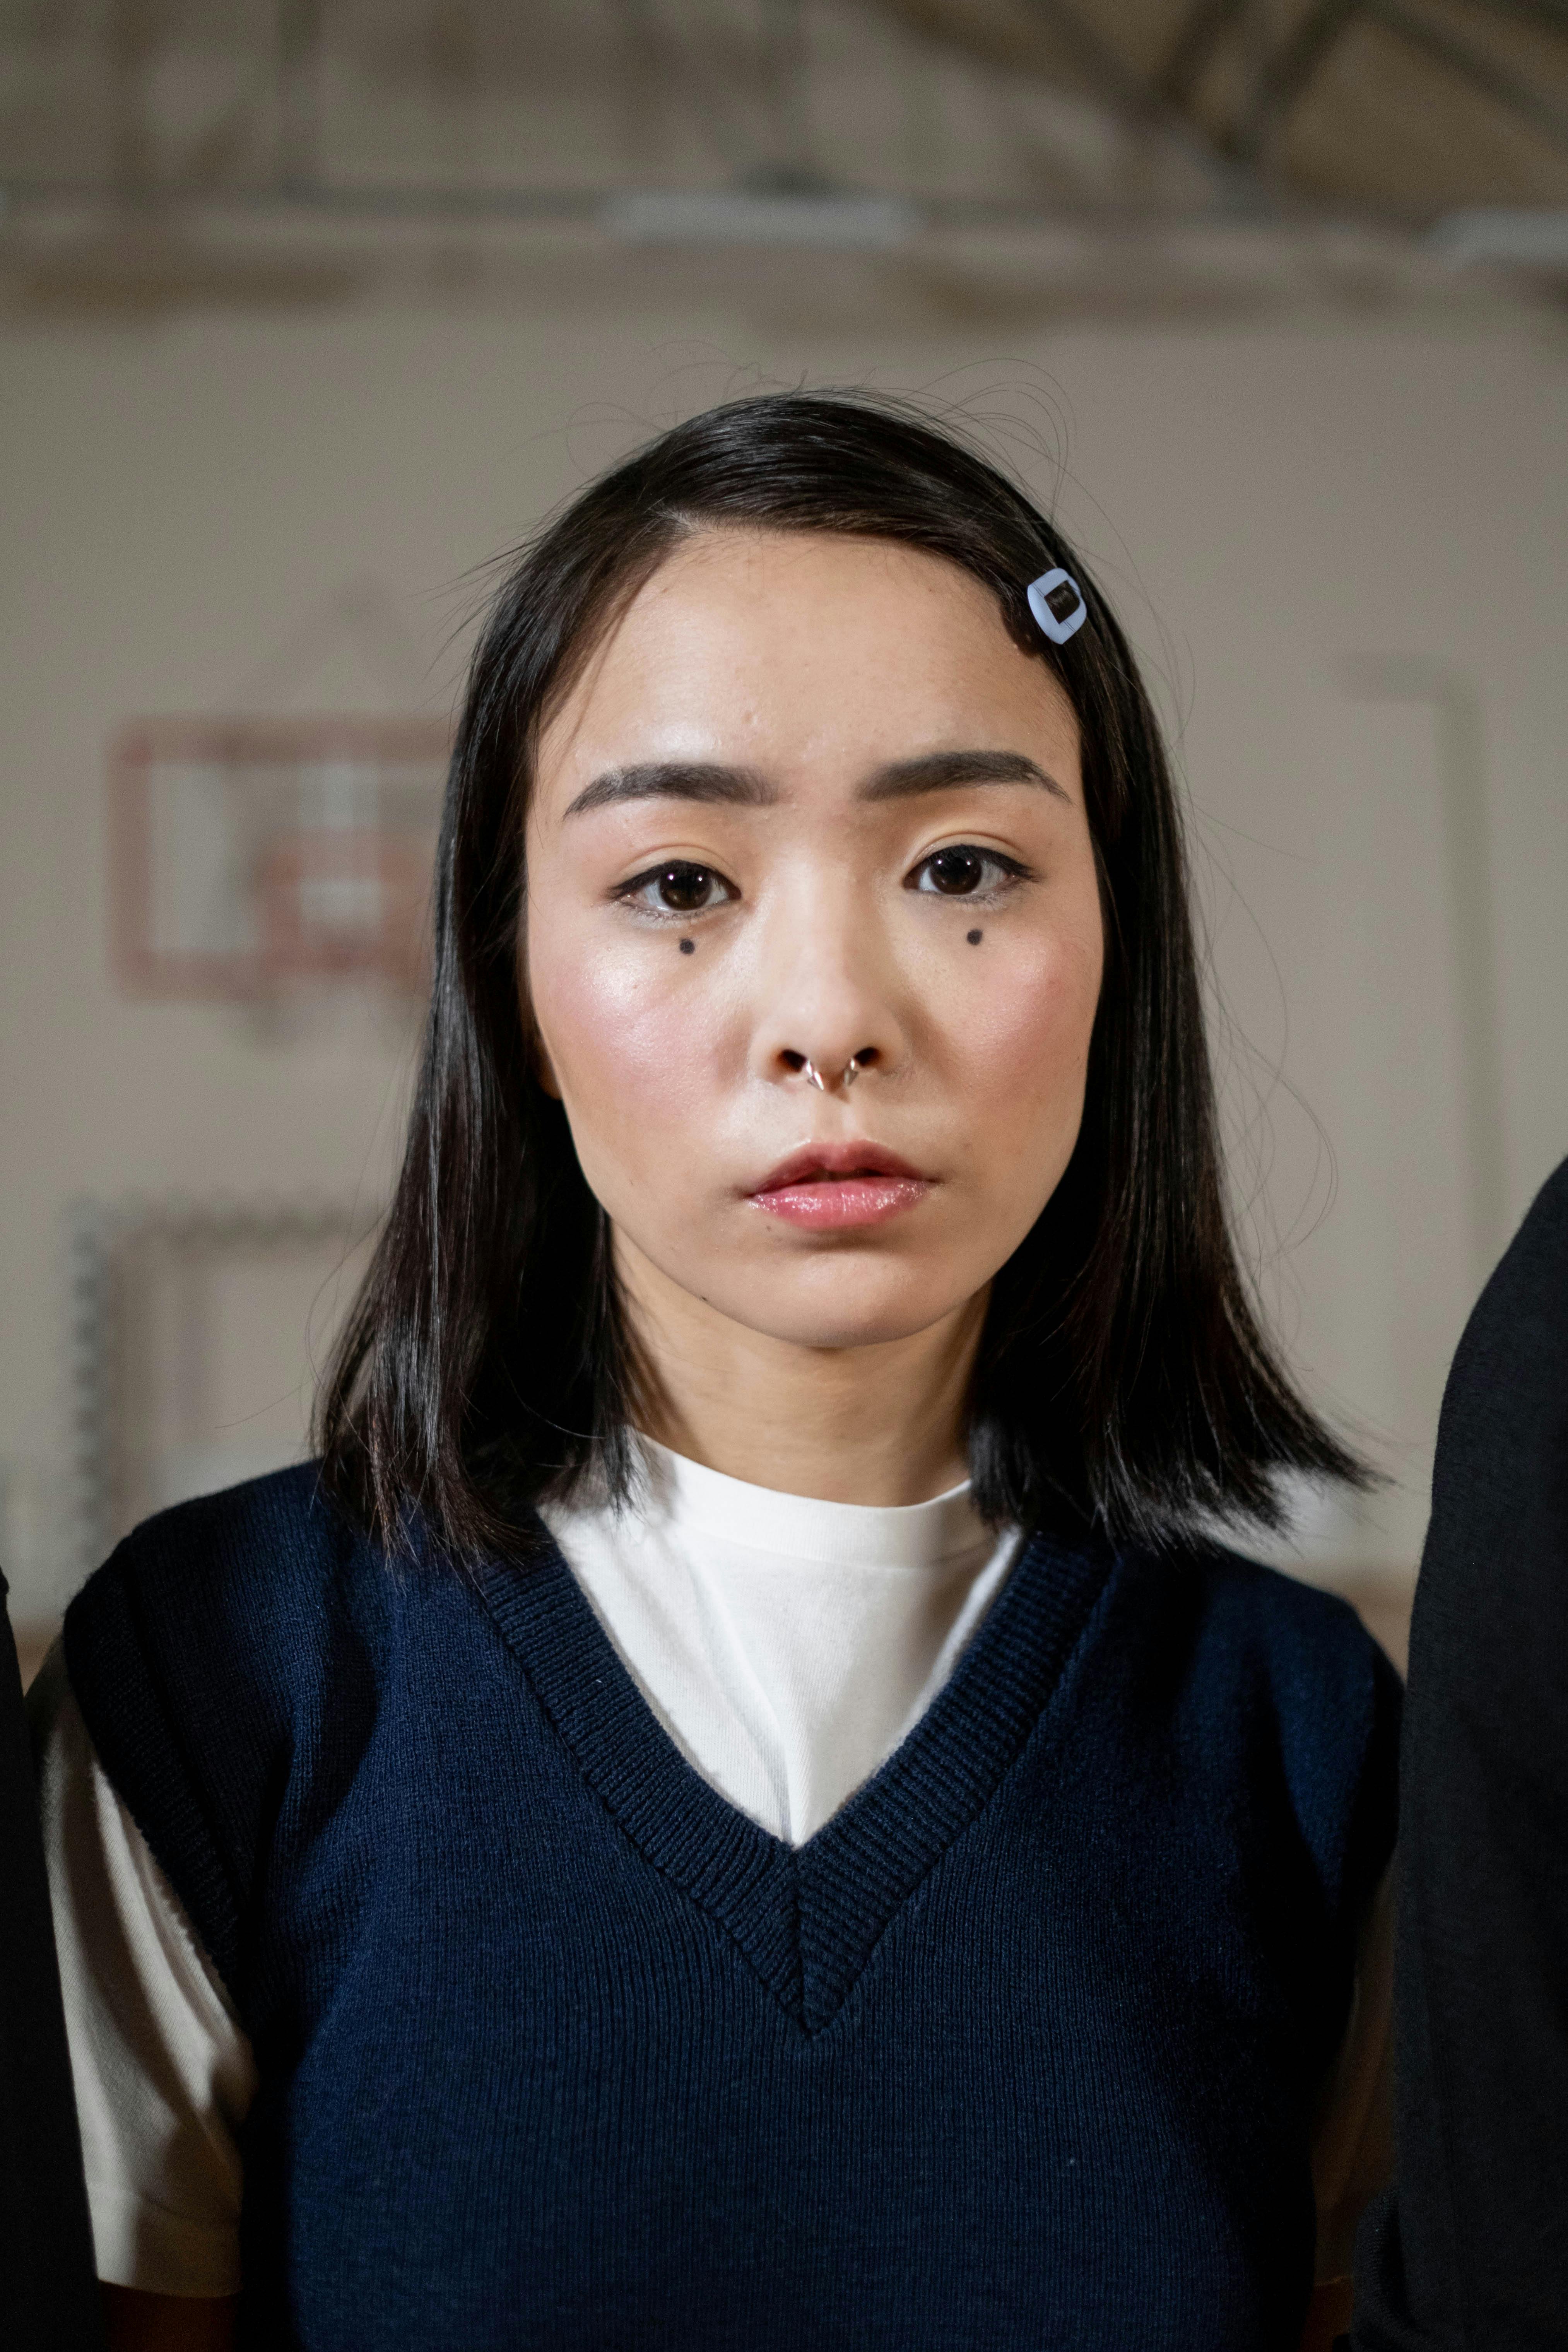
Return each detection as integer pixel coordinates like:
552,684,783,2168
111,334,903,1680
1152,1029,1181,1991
1458,0,1568,34
1158,0,1249,105
109,0,162,197
1370,0,1568,156
277,0,324,191
1016,0,1274,206
612,0,759,181
759,0,816,185
1229,0,1366,162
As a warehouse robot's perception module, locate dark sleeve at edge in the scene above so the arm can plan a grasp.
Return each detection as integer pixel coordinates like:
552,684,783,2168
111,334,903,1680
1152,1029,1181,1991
1353,1155,1568,2352
0,1575,106,2349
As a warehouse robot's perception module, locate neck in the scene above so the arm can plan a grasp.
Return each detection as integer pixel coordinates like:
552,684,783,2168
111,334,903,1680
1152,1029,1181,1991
614,1237,986,1508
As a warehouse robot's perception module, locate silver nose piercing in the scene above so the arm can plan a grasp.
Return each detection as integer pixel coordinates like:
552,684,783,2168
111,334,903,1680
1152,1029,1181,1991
801,1055,867,1091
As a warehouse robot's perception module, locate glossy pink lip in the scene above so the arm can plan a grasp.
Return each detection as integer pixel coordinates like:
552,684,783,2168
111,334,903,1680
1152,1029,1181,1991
748,1141,934,1231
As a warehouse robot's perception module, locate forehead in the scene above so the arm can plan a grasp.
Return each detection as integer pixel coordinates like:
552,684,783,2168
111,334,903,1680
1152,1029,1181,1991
535,529,1079,787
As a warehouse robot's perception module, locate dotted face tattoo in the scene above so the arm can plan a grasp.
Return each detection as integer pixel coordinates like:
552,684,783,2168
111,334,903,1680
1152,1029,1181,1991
679,938,696,955
966,929,983,946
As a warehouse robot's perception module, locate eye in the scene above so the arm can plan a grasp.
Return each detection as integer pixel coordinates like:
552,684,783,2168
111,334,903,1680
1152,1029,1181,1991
907,844,1029,899
616,860,738,919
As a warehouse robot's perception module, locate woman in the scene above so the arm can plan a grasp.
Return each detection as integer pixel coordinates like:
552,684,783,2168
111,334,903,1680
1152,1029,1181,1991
38,393,1397,2350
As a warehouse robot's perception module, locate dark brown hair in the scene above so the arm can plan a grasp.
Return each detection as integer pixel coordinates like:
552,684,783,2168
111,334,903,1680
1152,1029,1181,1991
318,390,1360,1561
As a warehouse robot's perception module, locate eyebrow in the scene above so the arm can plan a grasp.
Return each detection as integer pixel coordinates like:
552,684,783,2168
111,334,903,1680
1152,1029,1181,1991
857,749,1070,803
563,762,777,818
562,745,1068,820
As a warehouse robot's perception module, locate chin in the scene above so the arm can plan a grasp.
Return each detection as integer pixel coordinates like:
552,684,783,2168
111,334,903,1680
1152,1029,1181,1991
722,1266,970,1354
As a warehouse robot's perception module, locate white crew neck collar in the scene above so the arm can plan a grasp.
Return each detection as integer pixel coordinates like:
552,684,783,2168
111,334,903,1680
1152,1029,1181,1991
630,1436,991,1570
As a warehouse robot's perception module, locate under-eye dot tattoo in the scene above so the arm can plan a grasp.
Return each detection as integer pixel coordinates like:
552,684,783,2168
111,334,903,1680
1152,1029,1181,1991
679,938,696,956
967,929,983,945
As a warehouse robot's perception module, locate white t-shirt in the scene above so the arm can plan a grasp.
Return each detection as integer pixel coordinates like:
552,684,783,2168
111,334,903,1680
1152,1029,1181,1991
34,1442,1392,2297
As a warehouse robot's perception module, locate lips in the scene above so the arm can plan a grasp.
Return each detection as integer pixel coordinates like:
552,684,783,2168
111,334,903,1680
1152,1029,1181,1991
748,1141,934,1231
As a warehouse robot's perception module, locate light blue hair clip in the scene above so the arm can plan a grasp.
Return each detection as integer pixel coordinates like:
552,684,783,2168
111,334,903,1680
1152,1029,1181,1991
1027,568,1088,645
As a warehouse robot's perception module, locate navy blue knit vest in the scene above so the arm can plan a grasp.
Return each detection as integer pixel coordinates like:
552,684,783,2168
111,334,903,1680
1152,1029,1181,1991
64,1466,1398,2352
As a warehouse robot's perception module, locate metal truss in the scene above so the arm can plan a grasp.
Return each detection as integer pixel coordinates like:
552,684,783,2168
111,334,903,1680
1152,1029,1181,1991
1158,0,1568,166
0,0,1564,238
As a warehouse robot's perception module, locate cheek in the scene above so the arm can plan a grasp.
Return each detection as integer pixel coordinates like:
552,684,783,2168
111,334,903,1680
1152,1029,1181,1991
527,912,725,1180
960,923,1102,1141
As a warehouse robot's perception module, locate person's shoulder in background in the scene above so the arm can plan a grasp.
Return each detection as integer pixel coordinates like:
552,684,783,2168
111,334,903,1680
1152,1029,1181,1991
1354,1155,1568,2350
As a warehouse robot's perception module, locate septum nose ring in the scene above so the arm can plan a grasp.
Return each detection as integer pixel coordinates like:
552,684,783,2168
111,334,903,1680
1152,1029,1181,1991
802,1054,869,1092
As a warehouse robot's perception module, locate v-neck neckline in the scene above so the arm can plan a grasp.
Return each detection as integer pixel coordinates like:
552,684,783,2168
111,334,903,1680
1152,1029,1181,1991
473,1520,1113,2034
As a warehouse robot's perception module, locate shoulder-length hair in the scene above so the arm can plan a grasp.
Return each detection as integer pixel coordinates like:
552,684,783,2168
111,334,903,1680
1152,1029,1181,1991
318,390,1359,1561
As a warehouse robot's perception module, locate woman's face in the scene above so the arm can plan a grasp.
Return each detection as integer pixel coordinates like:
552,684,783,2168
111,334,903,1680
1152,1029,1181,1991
525,530,1105,1361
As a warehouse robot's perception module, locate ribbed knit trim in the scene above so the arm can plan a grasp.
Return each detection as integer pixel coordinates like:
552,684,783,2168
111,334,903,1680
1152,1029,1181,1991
474,1525,1114,2033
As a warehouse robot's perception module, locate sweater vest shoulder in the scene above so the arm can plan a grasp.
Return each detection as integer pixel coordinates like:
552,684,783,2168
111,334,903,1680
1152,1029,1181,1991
67,1463,1399,2352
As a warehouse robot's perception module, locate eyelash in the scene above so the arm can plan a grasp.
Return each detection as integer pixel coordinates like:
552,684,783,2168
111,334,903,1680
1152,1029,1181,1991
905,844,1033,901
611,862,739,922
610,843,1035,923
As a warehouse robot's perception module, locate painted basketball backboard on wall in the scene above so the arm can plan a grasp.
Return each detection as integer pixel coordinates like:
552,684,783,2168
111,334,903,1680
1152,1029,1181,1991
109,716,450,1001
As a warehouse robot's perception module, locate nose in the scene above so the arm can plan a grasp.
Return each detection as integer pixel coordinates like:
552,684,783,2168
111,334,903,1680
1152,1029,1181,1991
749,870,909,1097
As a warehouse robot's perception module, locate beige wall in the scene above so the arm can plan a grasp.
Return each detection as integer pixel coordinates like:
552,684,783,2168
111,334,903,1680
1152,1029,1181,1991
2,299,1565,1626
